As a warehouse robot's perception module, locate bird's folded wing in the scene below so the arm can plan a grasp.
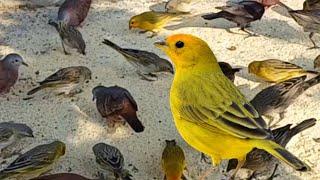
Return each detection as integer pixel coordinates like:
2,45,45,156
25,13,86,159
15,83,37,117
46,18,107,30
180,101,269,139
4,152,54,172
40,68,80,85
0,128,14,143
290,10,320,24
219,5,254,19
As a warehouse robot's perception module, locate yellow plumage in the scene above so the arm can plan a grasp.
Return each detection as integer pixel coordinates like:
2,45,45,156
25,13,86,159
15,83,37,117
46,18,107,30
155,34,310,178
248,59,318,83
161,140,186,180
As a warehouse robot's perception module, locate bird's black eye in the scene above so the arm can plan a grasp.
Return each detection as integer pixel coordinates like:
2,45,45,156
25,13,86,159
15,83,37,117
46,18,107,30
15,59,18,62
175,41,184,48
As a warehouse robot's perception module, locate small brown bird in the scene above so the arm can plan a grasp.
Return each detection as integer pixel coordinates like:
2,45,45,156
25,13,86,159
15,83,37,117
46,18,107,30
102,39,174,81
279,2,320,49
314,54,320,69
58,0,92,27
218,62,241,82
202,1,265,37
161,140,187,180
0,53,28,95
248,59,318,83
32,173,92,180
227,118,316,179
0,141,66,180
48,19,86,55
27,66,92,96
92,143,132,180
251,75,320,124
92,85,144,133
303,0,320,10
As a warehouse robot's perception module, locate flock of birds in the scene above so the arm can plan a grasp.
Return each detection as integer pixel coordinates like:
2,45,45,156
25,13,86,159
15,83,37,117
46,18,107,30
0,0,320,179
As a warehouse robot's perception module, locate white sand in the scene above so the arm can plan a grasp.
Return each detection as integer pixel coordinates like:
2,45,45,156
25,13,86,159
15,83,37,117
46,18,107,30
0,0,319,179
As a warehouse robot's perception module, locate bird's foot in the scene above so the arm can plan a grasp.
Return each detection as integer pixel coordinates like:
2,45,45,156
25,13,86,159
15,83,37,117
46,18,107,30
307,46,320,50
200,153,211,164
244,33,259,39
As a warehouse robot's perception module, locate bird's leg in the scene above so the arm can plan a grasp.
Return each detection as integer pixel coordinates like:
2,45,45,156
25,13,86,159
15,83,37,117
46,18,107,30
267,164,279,180
61,40,71,55
147,31,158,38
200,153,211,164
139,30,148,34
230,157,246,180
308,32,319,49
241,27,258,38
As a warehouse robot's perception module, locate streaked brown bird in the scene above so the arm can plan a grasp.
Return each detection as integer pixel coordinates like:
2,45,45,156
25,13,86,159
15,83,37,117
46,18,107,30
218,62,241,82
0,141,66,180
27,66,92,96
92,85,144,133
48,19,86,55
248,59,318,83
93,143,132,180
303,0,320,10
32,173,92,180
102,39,174,81
0,53,28,95
251,75,320,125
58,0,92,27
227,118,316,179
202,1,265,37
279,2,320,49
161,140,187,180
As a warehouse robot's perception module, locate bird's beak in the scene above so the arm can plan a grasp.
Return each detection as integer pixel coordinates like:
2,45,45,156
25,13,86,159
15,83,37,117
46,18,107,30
29,133,35,138
154,41,168,51
22,61,28,67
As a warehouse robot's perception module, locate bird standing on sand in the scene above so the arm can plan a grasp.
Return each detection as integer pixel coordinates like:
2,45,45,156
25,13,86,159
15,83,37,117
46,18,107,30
129,11,182,38
58,0,92,27
92,143,132,180
27,66,91,96
218,62,241,83
48,19,86,55
280,2,320,49
92,85,144,133
202,1,265,37
0,53,28,95
102,39,173,81
227,118,316,179
251,75,320,124
0,122,34,152
161,140,187,180
0,141,66,180
248,59,318,83
155,34,310,179
32,173,92,180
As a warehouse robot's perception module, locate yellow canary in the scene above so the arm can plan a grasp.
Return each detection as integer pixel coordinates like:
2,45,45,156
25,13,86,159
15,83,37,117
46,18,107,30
248,59,318,83
129,11,181,37
161,140,186,180
155,34,310,178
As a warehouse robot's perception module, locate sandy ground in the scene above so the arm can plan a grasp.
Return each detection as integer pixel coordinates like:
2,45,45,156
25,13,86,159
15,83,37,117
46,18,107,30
0,0,319,179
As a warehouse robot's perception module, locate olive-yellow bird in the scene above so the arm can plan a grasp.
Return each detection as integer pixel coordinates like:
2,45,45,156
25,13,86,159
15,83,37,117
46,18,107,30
248,59,318,83
161,140,186,180
129,11,182,38
154,34,310,178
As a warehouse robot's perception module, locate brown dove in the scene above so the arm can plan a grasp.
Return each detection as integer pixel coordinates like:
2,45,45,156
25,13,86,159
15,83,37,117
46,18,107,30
58,0,92,27
92,85,145,133
0,53,28,95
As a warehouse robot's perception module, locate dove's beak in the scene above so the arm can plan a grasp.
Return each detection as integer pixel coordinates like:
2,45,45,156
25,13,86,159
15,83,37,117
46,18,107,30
22,61,28,67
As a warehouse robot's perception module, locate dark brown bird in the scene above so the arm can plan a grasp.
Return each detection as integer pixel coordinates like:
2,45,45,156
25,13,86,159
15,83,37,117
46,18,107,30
227,118,316,179
250,75,320,124
27,66,92,96
303,0,320,10
218,61,241,82
202,1,265,37
48,19,86,55
32,173,92,180
0,53,28,95
92,85,144,133
58,0,92,27
279,2,320,49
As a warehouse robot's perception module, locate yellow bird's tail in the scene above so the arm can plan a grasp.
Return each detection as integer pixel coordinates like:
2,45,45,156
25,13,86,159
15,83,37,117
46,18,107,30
255,140,311,171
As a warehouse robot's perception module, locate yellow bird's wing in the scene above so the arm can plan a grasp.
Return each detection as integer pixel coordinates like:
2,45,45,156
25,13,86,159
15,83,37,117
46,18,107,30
177,73,270,139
